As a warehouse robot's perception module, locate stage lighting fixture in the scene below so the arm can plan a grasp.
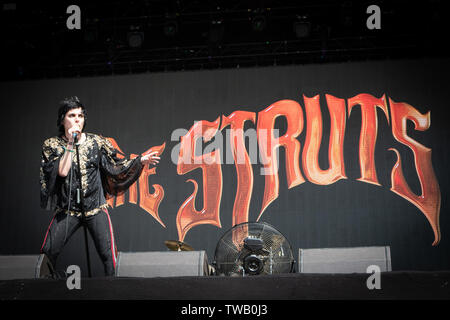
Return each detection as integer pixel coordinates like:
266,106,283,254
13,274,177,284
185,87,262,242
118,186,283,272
2,3,16,11
84,27,98,44
340,1,353,27
164,20,178,37
252,15,267,32
209,20,224,43
127,29,144,48
293,16,311,38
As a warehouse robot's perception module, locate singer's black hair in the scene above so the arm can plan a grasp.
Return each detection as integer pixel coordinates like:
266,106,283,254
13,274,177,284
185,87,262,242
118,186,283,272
57,96,87,136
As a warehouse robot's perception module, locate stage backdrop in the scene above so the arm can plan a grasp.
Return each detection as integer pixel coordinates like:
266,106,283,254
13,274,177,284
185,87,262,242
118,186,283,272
1,58,449,276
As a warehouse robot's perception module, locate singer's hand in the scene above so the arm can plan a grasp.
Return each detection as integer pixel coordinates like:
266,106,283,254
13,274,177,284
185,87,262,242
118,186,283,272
68,125,81,143
141,151,160,166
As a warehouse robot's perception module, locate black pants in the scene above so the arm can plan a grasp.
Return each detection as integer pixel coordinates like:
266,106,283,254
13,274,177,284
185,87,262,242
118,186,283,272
40,209,118,276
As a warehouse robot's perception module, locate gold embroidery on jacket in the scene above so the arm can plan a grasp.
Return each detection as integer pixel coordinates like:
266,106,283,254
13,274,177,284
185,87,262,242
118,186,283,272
72,134,95,193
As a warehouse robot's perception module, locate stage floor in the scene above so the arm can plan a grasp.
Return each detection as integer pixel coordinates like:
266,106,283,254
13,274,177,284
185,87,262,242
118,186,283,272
1,271,449,300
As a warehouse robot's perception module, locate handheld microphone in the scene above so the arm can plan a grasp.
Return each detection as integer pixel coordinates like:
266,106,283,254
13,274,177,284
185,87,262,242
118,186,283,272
72,132,79,142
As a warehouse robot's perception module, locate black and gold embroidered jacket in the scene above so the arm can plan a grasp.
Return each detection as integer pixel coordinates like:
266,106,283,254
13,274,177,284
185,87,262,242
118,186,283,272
40,133,143,216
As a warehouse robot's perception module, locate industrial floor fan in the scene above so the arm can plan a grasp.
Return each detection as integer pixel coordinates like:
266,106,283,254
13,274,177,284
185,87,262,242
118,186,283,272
213,222,295,276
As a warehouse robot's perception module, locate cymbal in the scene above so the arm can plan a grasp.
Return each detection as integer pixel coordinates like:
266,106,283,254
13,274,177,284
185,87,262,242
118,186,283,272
165,240,194,251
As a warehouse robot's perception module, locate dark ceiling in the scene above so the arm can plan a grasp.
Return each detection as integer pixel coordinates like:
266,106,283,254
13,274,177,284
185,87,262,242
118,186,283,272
1,0,448,81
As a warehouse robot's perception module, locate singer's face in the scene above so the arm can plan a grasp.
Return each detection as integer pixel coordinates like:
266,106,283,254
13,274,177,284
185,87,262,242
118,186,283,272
63,107,85,133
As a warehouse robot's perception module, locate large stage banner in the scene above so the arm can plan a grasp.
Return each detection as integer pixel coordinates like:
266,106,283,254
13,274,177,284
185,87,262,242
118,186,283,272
0,58,448,275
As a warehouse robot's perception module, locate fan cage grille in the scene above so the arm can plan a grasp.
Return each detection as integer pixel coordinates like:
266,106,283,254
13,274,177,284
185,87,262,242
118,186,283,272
214,222,294,276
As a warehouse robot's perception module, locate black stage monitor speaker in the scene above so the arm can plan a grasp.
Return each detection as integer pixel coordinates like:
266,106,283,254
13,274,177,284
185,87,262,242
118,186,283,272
115,251,209,277
0,254,53,280
298,246,392,273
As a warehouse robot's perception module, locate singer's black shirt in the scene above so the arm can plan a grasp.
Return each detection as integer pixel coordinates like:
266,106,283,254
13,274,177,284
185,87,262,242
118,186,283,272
40,133,143,216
